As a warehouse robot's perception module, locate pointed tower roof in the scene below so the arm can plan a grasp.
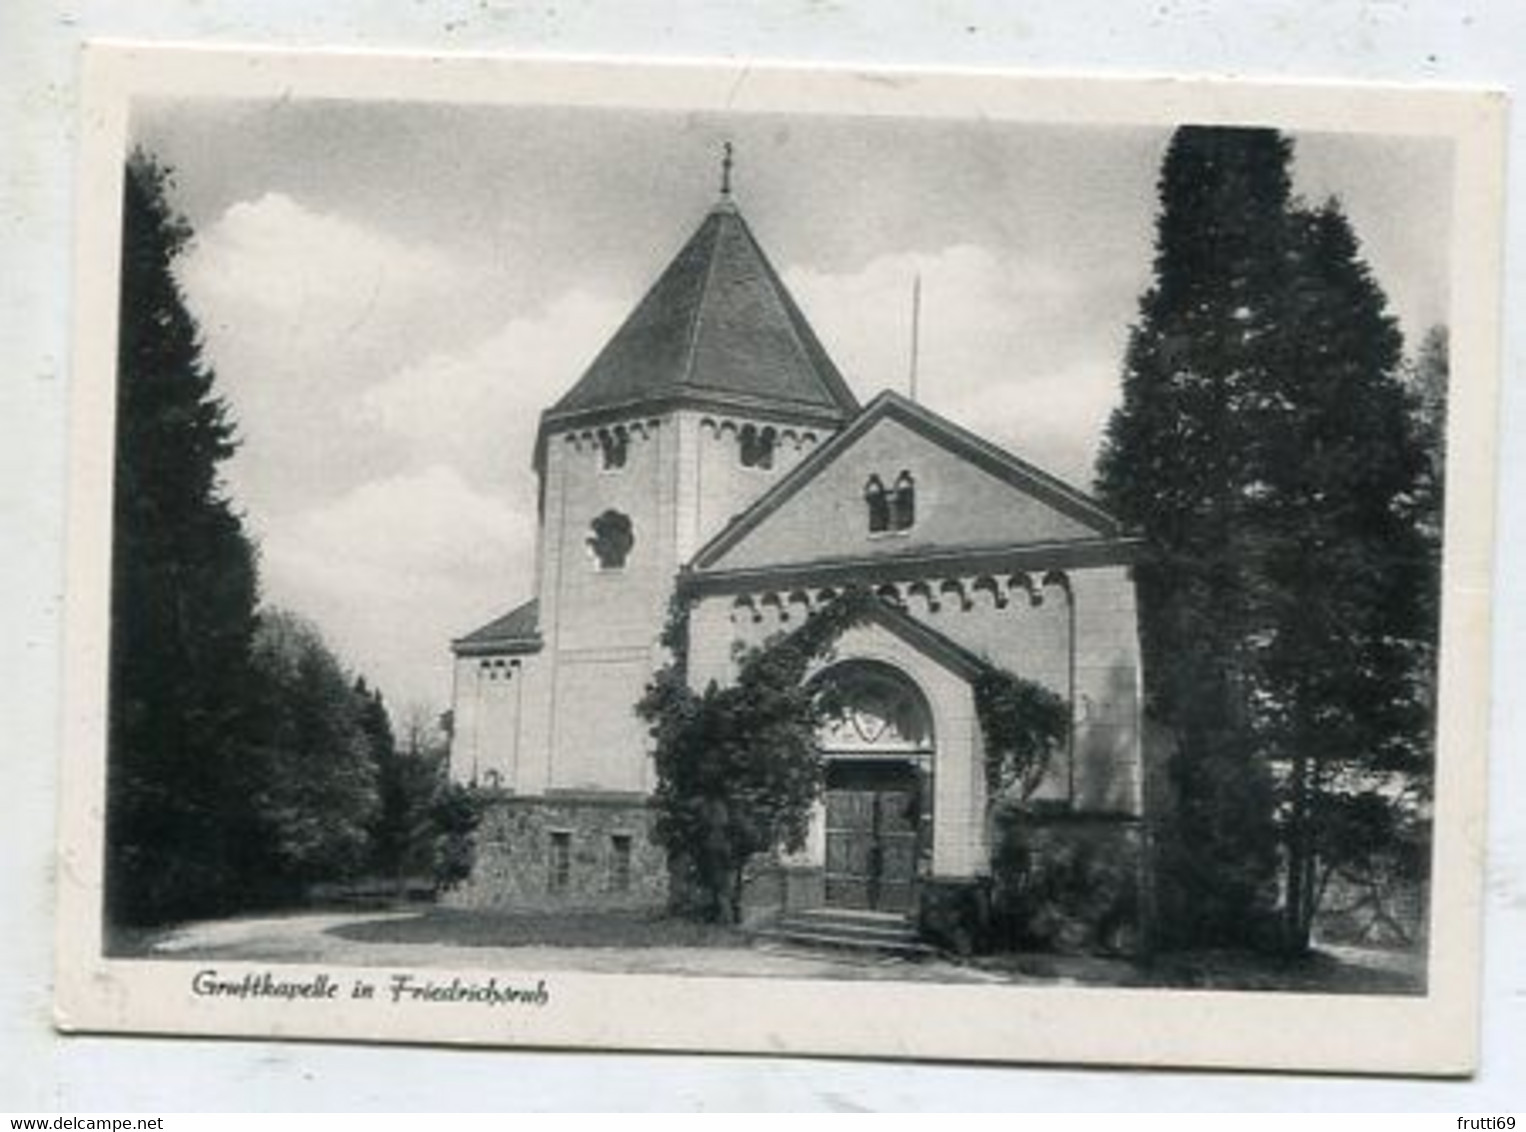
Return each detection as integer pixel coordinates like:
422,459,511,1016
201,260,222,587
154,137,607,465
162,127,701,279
538,195,860,448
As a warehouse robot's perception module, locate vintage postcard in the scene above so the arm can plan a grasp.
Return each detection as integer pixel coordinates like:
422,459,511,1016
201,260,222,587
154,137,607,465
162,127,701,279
56,43,1505,1073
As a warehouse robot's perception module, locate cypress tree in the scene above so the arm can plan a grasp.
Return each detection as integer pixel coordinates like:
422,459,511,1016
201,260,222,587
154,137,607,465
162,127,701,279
1098,129,1436,953
106,152,261,925
1250,203,1431,950
1096,126,1293,946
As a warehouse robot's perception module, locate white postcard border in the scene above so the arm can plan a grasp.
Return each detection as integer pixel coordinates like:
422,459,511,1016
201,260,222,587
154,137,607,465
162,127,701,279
55,43,1506,1075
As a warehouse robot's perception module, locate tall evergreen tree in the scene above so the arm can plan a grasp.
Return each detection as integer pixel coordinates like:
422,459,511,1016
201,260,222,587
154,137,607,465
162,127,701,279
1406,325,1449,551
355,680,400,878
1247,202,1429,949
1096,126,1294,946
1097,129,1435,953
106,152,262,925
1404,323,1448,781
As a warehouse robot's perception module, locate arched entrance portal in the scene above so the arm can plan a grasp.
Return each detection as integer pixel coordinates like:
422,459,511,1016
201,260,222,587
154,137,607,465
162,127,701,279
813,660,935,915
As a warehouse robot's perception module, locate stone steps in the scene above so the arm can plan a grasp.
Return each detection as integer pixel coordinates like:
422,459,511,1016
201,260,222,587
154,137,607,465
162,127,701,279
753,908,938,958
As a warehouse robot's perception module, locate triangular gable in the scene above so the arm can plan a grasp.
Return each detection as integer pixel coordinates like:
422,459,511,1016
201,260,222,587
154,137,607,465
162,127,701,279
692,391,1122,573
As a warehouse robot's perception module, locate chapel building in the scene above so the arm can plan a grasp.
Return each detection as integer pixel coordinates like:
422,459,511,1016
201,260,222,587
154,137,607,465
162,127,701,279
447,172,1149,941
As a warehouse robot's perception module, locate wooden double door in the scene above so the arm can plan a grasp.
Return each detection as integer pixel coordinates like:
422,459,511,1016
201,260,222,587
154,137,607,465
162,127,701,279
823,761,924,914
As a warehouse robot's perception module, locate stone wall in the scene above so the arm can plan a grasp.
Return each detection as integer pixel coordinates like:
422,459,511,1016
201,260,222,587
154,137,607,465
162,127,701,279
445,795,668,912
735,861,826,924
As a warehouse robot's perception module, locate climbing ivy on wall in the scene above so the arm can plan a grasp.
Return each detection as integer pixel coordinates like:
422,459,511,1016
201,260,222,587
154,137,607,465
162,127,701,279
636,585,876,922
973,668,1070,803
637,583,1070,923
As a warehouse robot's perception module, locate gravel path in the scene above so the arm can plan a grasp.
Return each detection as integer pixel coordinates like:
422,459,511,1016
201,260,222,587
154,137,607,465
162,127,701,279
141,910,1007,983
133,910,1419,992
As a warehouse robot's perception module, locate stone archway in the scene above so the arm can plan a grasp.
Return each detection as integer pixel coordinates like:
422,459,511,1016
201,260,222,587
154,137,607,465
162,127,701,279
812,659,935,914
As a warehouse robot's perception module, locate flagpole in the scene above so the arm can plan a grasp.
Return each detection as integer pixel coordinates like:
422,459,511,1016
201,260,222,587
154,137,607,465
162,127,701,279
909,272,922,403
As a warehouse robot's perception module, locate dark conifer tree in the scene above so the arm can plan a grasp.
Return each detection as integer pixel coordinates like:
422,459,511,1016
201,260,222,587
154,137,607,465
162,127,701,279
1096,126,1293,946
1098,129,1436,953
356,678,409,886
106,152,261,925
1248,202,1429,950
1407,325,1449,551
355,680,456,892
1404,324,1448,787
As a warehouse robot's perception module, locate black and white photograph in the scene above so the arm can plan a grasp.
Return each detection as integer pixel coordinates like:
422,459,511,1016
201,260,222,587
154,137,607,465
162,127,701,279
53,46,1503,1073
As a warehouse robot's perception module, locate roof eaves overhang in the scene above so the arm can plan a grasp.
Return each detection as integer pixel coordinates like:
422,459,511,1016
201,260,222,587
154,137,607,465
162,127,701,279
533,390,854,472
450,635,545,658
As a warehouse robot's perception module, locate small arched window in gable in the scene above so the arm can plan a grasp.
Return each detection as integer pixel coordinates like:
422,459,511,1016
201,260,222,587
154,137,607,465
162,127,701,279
891,470,916,531
738,423,776,470
864,474,890,534
597,425,629,471
588,509,634,570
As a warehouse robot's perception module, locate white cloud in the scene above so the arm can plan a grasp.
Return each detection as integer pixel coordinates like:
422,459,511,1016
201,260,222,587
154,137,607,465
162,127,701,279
173,190,633,710
786,244,1129,489
359,287,628,488
177,193,476,522
181,191,456,333
256,465,528,711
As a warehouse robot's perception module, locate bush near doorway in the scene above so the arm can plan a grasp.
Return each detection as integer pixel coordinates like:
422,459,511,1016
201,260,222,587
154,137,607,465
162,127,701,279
989,810,1144,955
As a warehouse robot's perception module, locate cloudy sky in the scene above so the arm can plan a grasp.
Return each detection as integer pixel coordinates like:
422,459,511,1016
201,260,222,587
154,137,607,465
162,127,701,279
129,98,1452,717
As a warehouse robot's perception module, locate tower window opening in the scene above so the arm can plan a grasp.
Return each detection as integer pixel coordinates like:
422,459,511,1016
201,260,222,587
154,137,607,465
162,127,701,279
739,424,776,469
891,470,916,531
597,425,629,470
866,472,915,534
865,474,890,534
588,510,634,570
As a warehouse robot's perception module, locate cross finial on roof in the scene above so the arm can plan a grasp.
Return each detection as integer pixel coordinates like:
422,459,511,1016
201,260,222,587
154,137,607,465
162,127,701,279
720,141,734,198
